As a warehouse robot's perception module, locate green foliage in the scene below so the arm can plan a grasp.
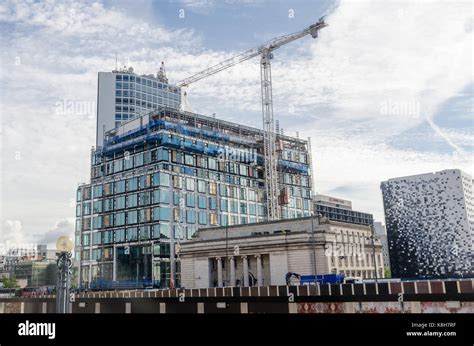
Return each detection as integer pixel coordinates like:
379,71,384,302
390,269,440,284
384,267,392,279
0,276,20,288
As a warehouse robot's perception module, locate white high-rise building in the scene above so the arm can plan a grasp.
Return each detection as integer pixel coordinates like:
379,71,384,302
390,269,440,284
381,169,473,279
96,66,181,146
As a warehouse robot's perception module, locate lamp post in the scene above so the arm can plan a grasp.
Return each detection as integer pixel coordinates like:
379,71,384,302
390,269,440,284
225,223,228,287
310,212,322,283
56,236,73,314
310,213,316,280
369,225,378,285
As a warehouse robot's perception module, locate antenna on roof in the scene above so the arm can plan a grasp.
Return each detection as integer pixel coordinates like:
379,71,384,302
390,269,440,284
157,61,169,84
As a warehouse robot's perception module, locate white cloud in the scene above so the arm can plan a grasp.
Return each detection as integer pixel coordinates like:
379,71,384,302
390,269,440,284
35,218,75,249
0,0,472,243
1,220,24,245
179,0,216,15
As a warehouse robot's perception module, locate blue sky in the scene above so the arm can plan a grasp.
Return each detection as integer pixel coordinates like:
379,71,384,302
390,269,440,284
0,0,472,248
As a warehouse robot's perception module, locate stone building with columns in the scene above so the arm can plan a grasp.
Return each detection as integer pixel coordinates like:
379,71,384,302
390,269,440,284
179,216,384,288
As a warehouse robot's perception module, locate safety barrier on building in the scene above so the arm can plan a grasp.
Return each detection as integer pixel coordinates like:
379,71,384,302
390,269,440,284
99,119,310,174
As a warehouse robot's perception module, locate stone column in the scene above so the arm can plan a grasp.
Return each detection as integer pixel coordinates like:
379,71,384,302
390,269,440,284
229,256,236,286
242,256,249,286
255,255,263,286
217,257,223,287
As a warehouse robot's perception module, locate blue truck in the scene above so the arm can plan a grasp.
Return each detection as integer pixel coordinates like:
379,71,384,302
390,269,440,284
286,272,345,285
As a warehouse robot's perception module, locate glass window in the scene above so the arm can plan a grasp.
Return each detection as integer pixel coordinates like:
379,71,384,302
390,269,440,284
220,199,228,212
115,196,126,209
249,203,257,216
93,185,103,198
198,195,206,209
103,231,114,244
197,180,206,193
82,233,90,246
230,200,238,213
139,226,151,240
114,212,125,226
209,182,217,195
76,204,81,217
157,148,169,162
198,211,207,225
219,185,227,197
185,178,195,191
92,232,102,245
127,210,138,224
208,158,217,170
186,210,195,223
153,189,170,204
209,197,217,210
186,194,195,207
210,213,218,226
124,156,133,170
115,229,126,243
127,177,138,191
92,216,102,229
92,248,102,260
134,153,144,167
139,191,151,206
240,202,247,214
127,194,138,208
153,172,170,187
220,214,228,226
103,214,112,228
127,227,138,241
139,208,151,223
184,154,194,165
153,206,171,221
93,200,102,214
114,159,123,173
156,223,170,239
173,176,183,189
82,218,91,231
115,180,126,194
104,198,113,212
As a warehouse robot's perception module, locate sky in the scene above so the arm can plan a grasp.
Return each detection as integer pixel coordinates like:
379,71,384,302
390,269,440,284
0,0,472,249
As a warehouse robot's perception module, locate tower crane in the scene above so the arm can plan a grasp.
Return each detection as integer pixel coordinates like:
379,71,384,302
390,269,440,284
174,18,328,220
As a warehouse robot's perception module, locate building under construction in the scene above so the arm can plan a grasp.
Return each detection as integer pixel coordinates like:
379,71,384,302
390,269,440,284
75,19,327,289
75,74,313,288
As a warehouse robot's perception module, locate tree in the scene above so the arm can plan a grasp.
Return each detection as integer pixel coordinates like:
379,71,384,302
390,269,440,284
384,267,392,279
0,276,20,288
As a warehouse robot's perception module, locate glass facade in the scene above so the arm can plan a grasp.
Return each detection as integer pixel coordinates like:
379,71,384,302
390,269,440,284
113,73,181,128
77,107,313,289
315,204,374,226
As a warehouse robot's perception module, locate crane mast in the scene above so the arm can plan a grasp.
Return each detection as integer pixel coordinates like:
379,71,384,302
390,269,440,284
174,19,327,221
260,48,280,219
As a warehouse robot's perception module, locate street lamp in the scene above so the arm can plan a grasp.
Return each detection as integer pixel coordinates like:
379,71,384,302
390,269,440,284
310,212,322,283
56,235,73,314
368,225,378,285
